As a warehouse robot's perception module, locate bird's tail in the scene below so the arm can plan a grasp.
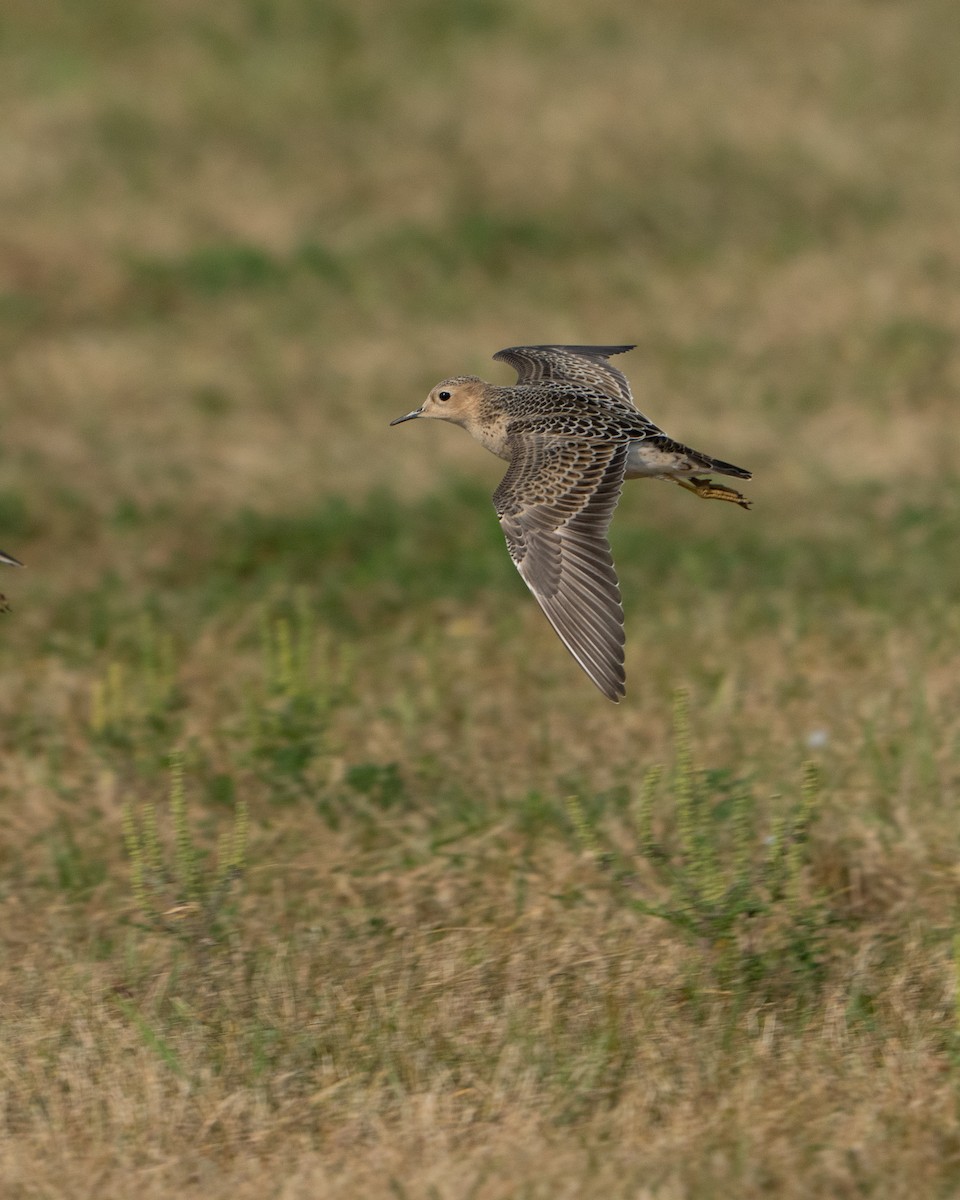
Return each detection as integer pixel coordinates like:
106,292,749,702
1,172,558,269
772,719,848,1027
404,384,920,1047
653,436,751,481
699,453,752,481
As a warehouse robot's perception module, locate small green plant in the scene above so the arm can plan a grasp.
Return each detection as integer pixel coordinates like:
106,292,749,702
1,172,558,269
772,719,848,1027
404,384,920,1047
90,614,179,746
569,691,827,1003
260,593,317,700
245,593,331,801
122,751,248,951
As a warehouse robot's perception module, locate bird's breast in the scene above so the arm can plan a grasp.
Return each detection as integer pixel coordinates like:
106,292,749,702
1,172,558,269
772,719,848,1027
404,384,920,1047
467,417,513,461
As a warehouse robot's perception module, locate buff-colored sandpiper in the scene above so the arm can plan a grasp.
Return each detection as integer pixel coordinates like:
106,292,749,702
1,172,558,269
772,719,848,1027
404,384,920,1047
390,345,751,702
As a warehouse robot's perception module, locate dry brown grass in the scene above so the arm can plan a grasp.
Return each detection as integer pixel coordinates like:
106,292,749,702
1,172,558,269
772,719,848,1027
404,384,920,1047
3,0,960,1195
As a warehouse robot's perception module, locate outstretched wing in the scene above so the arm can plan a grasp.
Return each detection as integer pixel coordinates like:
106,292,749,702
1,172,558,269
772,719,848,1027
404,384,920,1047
493,344,636,406
493,435,628,701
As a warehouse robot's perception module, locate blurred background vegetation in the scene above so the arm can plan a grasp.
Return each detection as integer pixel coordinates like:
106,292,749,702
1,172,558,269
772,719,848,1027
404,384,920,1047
2,1,960,1196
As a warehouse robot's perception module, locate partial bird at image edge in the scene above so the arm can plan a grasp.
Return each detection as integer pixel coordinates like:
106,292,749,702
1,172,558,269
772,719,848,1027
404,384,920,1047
0,548,24,615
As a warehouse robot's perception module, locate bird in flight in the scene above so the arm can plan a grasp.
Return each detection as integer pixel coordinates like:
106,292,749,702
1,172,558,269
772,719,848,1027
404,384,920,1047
390,345,750,701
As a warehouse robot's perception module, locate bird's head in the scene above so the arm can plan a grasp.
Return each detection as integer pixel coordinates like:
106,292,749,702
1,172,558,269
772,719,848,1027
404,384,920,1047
389,376,487,429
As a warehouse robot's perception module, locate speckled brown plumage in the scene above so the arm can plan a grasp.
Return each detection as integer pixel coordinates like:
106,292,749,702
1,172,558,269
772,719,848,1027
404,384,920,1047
390,345,751,701
493,344,637,406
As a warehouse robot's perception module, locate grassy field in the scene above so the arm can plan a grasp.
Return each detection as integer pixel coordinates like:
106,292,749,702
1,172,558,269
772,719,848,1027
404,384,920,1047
2,0,960,1194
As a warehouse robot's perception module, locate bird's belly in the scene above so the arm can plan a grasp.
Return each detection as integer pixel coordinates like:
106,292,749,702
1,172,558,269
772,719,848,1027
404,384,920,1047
625,441,692,478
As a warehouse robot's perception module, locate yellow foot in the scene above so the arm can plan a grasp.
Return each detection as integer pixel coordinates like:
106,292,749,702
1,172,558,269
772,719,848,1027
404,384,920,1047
675,476,751,509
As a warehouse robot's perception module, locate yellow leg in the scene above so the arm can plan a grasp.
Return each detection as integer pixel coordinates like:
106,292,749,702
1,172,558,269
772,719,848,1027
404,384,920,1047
674,475,751,510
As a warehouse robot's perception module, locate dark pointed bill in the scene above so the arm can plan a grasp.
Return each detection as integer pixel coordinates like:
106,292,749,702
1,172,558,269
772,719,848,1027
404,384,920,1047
0,550,23,567
389,408,423,426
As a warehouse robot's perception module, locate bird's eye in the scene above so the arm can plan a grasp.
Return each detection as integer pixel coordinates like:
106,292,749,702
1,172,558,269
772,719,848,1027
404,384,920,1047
438,390,451,401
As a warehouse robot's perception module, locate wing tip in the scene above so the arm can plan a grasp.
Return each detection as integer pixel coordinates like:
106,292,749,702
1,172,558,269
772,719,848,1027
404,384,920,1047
494,344,636,362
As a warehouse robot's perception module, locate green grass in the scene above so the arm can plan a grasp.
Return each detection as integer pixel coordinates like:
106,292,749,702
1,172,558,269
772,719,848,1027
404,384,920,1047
3,0,960,1195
